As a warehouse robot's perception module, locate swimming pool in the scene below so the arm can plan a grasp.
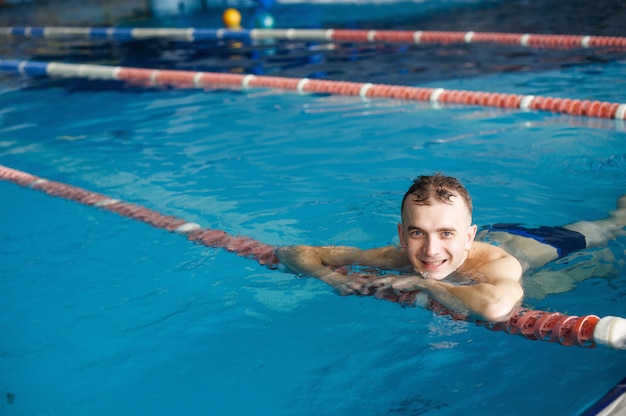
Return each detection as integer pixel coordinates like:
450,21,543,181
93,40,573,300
1,1,626,415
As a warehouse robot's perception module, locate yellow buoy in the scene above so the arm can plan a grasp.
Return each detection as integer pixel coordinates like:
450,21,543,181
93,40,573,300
222,8,242,29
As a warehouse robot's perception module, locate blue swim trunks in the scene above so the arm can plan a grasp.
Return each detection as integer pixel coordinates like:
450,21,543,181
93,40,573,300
485,224,587,258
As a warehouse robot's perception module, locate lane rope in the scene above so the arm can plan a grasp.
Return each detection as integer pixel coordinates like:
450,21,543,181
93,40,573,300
1,163,625,349
1,59,625,120
0,164,280,267
2,26,626,50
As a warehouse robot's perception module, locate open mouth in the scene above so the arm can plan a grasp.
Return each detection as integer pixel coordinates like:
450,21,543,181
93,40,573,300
421,259,447,270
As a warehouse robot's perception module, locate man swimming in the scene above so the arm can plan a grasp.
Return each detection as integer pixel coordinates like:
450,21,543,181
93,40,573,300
276,173,626,322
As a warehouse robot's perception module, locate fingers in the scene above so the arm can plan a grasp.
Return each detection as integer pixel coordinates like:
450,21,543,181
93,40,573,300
359,278,395,298
336,276,386,297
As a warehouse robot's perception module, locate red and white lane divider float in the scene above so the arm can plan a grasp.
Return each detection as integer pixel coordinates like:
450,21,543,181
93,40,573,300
2,26,626,50
1,59,625,120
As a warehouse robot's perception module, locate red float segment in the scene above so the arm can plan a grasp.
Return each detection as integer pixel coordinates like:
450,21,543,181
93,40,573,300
508,310,598,347
367,84,434,101
33,180,109,206
331,29,374,43
247,75,303,91
586,36,626,48
116,67,155,84
534,312,564,341
513,309,544,340
455,308,601,347
573,315,600,348
436,89,525,110
196,72,246,88
187,229,231,247
531,97,621,119
418,31,470,44
525,34,585,49
105,201,188,231
369,30,417,44
0,165,40,186
550,315,579,346
303,79,366,96
470,32,524,45
154,69,200,87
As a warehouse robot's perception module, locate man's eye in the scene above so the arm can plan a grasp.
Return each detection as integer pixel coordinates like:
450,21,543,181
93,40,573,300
441,231,453,238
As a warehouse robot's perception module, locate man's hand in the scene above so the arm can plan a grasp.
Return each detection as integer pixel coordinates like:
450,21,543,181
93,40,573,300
358,274,426,297
275,245,369,294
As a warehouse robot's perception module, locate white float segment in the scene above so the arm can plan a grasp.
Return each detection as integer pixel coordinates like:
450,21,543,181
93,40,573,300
193,72,203,87
359,83,373,99
17,61,28,75
149,70,159,84
520,34,531,46
242,74,255,88
594,316,626,350
94,198,120,207
29,178,48,187
43,27,91,37
131,28,191,40
175,222,202,233
249,28,277,40
413,30,423,44
253,29,329,41
430,88,445,102
581,35,592,48
47,63,119,80
519,95,535,110
296,78,309,94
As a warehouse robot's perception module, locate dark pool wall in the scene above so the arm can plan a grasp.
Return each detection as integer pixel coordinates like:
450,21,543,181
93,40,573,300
0,0,151,26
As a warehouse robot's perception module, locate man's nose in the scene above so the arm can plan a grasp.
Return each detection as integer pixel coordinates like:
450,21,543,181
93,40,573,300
421,236,440,256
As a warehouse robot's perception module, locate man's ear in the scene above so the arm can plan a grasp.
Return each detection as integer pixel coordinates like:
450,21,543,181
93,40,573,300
397,222,405,247
467,224,478,247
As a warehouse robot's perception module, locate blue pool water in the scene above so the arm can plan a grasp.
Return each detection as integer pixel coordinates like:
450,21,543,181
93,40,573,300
1,1,626,415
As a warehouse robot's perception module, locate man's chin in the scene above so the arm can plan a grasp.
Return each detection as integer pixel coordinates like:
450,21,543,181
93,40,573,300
412,269,443,281
425,274,448,281
416,264,450,280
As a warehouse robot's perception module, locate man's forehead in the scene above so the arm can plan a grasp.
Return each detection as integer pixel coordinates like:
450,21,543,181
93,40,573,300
402,196,471,222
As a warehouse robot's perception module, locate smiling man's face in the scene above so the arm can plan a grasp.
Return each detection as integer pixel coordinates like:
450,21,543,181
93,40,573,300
398,194,476,280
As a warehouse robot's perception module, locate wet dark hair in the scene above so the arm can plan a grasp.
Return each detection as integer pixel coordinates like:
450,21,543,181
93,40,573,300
401,173,473,218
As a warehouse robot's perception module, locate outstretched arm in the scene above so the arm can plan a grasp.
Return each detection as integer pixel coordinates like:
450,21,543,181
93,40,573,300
275,245,411,293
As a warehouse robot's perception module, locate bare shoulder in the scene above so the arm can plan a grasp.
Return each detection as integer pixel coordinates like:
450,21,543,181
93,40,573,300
464,241,523,282
470,241,513,261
